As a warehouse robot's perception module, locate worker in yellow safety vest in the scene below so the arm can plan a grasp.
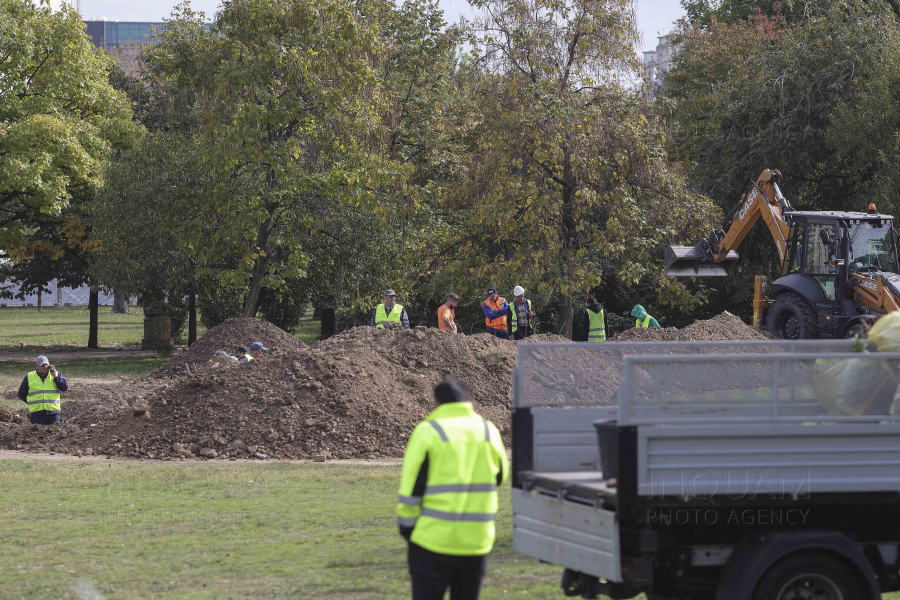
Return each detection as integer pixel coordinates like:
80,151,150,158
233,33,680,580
396,379,508,600
370,289,410,329
17,355,68,424
584,296,607,342
631,304,661,329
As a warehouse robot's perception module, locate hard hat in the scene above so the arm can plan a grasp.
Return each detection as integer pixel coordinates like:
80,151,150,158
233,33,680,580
513,285,525,296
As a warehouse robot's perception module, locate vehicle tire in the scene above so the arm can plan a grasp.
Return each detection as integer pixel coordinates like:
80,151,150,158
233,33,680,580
752,552,863,600
767,292,819,340
844,322,870,340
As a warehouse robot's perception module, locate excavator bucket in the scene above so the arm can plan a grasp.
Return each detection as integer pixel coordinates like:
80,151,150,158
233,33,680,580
665,246,739,277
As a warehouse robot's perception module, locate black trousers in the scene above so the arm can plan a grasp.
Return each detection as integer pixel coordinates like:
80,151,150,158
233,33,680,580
512,328,532,340
30,412,60,425
486,328,509,340
408,542,486,600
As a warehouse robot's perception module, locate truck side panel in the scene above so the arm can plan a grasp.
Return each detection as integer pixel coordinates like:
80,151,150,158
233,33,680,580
512,488,622,581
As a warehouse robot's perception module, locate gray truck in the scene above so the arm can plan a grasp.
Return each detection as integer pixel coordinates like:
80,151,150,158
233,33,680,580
511,340,900,600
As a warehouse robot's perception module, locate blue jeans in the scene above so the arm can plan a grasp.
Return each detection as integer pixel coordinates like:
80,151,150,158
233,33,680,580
30,412,61,425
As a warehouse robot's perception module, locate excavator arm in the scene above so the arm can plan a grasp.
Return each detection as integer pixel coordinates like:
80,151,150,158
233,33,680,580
666,169,793,276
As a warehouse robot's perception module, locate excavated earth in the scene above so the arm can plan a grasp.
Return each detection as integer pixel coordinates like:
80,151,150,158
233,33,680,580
0,313,768,460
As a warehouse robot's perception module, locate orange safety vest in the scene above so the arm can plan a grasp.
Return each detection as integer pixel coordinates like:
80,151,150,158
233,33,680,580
483,297,508,330
438,305,456,330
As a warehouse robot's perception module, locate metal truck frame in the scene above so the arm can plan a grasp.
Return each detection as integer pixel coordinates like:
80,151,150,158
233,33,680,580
511,340,900,600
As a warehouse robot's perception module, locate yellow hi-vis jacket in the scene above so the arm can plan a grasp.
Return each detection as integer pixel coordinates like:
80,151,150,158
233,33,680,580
636,314,651,328
396,402,509,556
26,371,61,412
587,308,606,342
375,303,404,329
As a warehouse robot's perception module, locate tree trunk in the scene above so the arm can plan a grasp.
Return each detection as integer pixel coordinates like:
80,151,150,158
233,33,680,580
188,292,197,346
557,294,573,339
37,290,42,312
242,212,274,318
111,293,129,314
320,308,336,340
88,285,99,348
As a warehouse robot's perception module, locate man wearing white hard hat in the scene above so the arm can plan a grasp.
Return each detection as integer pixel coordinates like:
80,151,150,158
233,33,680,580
17,356,68,424
509,285,535,340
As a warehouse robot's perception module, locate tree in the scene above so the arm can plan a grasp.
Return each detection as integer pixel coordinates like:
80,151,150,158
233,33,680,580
664,1,900,316
145,0,396,318
0,0,136,251
445,0,716,337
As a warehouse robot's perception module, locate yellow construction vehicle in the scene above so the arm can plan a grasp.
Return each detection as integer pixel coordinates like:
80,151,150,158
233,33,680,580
666,169,900,339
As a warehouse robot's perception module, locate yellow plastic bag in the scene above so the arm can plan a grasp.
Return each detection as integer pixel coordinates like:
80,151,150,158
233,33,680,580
870,312,900,352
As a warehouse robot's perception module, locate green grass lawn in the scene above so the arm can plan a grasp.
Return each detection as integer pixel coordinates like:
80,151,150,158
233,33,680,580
0,306,319,347
0,461,563,600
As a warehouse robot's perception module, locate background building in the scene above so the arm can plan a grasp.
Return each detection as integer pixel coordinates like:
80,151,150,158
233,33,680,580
643,34,674,96
83,20,164,50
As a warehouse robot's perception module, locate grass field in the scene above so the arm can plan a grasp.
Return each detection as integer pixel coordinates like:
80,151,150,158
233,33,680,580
0,306,320,347
0,460,563,600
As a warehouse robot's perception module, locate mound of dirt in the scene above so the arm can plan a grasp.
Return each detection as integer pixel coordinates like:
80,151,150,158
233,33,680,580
0,324,566,460
153,318,308,377
0,313,770,460
609,311,772,342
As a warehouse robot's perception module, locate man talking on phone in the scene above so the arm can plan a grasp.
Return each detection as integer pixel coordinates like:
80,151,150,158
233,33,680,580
17,356,68,424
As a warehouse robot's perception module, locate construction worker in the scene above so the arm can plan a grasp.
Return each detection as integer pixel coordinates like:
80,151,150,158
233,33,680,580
632,304,661,329
216,350,239,362
508,285,535,340
585,296,607,342
249,341,268,358
482,287,509,340
231,346,253,362
370,289,410,330
17,356,68,424
397,379,508,600
438,293,459,334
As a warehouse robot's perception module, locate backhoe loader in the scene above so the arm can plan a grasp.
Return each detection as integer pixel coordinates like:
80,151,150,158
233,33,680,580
665,169,900,339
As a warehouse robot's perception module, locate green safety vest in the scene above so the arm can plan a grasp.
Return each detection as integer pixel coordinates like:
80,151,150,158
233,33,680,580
26,371,61,413
396,402,509,556
375,303,404,329
509,299,532,333
636,314,651,328
587,308,606,342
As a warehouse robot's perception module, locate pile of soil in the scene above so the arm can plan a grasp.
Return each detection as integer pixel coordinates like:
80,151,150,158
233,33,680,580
0,321,568,460
609,311,772,342
0,313,768,460
153,318,308,377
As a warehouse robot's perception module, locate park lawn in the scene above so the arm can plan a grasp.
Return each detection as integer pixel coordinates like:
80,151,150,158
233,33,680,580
0,460,564,600
0,306,153,347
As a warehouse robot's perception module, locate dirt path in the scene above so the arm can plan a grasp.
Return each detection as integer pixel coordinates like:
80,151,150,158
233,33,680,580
0,449,403,465
0,349,158,362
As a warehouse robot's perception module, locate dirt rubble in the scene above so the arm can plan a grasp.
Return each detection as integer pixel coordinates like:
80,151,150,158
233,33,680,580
608,311,773,342
0,313,768,460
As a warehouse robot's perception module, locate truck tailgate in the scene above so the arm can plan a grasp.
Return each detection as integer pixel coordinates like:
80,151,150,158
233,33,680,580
512,488,621,581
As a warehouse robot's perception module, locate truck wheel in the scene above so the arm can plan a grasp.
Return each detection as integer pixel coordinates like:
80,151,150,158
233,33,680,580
766,293,819,340
752,552,862,600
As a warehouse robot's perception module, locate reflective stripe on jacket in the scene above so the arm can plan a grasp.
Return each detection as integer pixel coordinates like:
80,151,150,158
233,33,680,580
482,297,508,330
587,308,606,342
438,305,455,330
376,303,404,329
509,299,532,333
26,371,60,413
396,402,509,556
636,314,651,328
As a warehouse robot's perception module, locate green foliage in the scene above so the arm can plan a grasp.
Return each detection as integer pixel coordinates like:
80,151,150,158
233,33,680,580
145,0,398,318
447,0,717,336
0,0,137,252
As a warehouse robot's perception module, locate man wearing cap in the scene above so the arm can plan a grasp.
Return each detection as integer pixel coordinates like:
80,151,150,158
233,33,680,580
397,379,508,600
249,342,268,359
482,287,510,339
17,356,68,424
231,346,253,362
508,285,535,340
371,289,410,330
